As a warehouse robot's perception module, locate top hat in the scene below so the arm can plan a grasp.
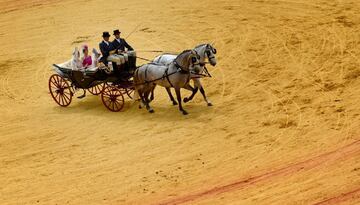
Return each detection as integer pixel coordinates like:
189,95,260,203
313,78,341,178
102,31,110,37
113,29,121,35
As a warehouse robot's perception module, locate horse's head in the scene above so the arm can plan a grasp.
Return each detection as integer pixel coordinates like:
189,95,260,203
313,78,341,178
205,44,217,66
174,50,201,73
189,50,202,74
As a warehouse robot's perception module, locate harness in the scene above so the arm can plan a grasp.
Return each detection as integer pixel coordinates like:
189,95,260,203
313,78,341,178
164,67,174,87
174,61,190,74
133,63,179,86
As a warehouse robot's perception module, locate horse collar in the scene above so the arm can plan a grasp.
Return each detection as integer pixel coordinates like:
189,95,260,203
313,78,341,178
174,61,189,74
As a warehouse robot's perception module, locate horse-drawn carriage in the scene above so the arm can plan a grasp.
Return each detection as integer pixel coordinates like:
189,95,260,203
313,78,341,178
48,54,136,112
48,43,217,115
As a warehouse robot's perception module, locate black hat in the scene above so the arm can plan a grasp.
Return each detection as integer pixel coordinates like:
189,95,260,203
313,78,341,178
113,29,121,35
102,32,110,37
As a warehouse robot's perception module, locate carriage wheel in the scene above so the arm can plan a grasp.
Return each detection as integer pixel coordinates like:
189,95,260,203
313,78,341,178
101,84,125,112
88,83,105,95
48,74,72,107
124,88,134,99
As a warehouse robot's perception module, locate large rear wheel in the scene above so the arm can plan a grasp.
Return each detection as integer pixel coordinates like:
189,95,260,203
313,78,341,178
48,74,72,107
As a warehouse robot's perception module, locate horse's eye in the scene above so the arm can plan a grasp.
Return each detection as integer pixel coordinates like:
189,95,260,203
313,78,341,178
206,51,211,56
191,57,197,63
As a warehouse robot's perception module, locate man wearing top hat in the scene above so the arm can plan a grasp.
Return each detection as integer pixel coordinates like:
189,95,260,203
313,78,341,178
112,29,133,52
112,29,136,70
99,31,125,70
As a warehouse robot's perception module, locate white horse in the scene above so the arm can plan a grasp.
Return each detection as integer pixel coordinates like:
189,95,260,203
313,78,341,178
152,43,217,106
134,50,201,115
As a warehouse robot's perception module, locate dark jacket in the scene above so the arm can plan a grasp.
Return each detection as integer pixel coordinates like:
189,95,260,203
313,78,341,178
99,40,114,64
112,38,134,52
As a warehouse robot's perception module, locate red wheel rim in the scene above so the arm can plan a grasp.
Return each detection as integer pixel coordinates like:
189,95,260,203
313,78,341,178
48,74,72,107
88,83,105,95
101,85,125,112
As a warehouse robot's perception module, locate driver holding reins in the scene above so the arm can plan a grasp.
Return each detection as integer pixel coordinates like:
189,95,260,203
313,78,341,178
111,29,136,71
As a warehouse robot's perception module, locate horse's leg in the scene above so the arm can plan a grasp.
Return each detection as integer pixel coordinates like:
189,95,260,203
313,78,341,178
175,88,188,115
149,85,156,102
138,90,145,109
166,87,177,105
183,83,197,103
144,90,154,113
199,85,212,106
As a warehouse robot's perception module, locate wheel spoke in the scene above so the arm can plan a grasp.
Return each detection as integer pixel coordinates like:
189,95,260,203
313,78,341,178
57,94,61,104
63,93,70,102
111,101,116,111
53,76,59,85
50,86,58,90
113,101,120,110
50,81,58,88
115,96,123,103
102,94,112,98
54,91,60,98
59,95,64,105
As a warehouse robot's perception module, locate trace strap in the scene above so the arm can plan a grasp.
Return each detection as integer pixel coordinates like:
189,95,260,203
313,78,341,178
133,67,179,86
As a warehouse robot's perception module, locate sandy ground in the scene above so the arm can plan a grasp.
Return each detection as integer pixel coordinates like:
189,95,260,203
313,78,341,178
1,0,360,204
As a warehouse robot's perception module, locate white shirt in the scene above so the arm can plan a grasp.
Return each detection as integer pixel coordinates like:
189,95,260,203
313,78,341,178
103,40,109,46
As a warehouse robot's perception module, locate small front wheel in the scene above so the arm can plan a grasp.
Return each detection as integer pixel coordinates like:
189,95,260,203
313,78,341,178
101,84,125,112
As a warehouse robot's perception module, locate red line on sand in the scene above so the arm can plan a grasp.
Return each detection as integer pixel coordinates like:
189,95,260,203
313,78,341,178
313,188,360,205
156,140,360,205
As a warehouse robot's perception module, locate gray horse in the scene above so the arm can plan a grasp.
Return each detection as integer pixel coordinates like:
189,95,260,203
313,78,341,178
152,43,217,106
134,50,201,115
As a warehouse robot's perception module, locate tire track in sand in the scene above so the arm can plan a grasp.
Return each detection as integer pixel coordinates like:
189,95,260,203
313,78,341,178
313,188,360,205
156,139,360,205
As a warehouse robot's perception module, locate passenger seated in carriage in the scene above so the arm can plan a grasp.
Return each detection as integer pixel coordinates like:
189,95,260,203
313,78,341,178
80,44,92,68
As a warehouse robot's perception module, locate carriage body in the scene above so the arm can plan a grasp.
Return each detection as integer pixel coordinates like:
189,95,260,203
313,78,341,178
48,63,135,112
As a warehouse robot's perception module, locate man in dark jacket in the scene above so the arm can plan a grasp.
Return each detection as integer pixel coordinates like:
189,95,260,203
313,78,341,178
112,29,136,70
99,31,126,72
112,29,133,52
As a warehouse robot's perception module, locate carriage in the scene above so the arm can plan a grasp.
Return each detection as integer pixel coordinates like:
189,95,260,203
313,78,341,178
48,60,135,112
48,43,217,114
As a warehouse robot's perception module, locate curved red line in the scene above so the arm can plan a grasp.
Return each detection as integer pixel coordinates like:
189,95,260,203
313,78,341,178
313,188,360,205
156,140,360,205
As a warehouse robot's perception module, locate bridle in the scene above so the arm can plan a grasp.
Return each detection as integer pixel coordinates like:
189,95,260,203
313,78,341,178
205,45,217,61
173,54,200,74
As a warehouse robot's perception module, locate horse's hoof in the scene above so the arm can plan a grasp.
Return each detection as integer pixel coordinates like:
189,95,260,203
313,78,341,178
172,101,178,105
149,109,155,113
138,105,142,109
183,98,189,103
182,110,188,115
207,102,213,106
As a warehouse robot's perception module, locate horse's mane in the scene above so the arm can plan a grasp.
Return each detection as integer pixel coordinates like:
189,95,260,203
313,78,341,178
194,43,209,49
174,49,193,69
177,49,192,56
